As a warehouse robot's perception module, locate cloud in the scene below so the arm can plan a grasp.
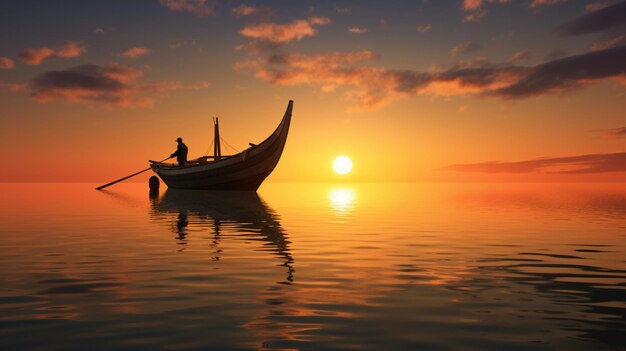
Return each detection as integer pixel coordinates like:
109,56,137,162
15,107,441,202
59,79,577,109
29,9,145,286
451,42,482,56
557,1,626,35
492,45,626,98
462,0,565,21
236,44,626,110
0,80,27,92
232,4,257,16
231,4,272,19
463,0,484,10
597,126,626,137
586,1,617,12
160,0,214,17
336,7,352,14
18,47,55,65
234,50,399,109
463,8,488,22
446,152,626,174
234,11,626,110
18,41,85,65
55,41,86,58
0,57,15,69
509,50,531,62
239,17,330,44
462,0,510,22
348,27,368,34
120,47,151,58
591,34,626,50
529,0,566,8
95,27,105,34
416,24,432,33
29,64,208,107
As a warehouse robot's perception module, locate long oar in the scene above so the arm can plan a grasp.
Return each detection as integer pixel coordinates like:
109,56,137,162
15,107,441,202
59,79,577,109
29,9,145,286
96,157,171,190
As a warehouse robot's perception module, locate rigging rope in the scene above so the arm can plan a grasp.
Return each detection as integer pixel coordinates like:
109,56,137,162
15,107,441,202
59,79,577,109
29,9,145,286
203,139,214,157
220,136,241,154
201,124,242,157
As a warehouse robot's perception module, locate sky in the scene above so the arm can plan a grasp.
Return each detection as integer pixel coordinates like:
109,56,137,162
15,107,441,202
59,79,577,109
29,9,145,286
0,0,625,183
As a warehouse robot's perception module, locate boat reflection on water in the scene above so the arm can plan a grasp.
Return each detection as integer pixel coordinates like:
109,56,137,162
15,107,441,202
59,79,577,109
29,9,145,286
150,189,294,283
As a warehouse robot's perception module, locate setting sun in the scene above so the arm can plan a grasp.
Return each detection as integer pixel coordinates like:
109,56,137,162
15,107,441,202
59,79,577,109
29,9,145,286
333,156,353,175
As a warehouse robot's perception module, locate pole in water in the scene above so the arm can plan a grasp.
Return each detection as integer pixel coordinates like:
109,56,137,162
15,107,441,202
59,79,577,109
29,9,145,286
95,156,171,190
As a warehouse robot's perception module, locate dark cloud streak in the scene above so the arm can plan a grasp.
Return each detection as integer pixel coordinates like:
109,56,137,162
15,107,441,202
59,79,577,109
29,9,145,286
29,64,208,107
492,45,626,98
447,152,626,174
558,1,626,35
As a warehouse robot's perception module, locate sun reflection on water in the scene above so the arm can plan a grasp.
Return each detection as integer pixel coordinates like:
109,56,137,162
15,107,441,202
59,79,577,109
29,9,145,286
328,187,356,217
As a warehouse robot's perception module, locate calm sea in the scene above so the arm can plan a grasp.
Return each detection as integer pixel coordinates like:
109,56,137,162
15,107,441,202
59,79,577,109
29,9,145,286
1,183,625,350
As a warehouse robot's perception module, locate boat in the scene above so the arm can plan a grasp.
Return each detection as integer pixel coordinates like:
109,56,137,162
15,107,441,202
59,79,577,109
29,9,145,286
150,100,293,191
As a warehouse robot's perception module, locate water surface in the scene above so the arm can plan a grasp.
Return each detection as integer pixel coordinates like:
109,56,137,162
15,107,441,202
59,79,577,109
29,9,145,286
1,183,625,350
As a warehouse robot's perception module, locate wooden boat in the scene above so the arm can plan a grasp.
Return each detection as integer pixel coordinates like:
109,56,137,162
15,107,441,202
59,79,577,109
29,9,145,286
150,100,293,191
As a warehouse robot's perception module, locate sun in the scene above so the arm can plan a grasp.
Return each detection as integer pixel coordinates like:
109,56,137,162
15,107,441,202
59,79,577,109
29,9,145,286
332,156,352,175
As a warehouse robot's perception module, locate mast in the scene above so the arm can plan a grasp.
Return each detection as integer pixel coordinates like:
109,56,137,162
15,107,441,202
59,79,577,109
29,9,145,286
213,117,222,160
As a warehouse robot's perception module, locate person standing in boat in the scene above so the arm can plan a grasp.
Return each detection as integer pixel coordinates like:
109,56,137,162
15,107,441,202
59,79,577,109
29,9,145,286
171,137,188,167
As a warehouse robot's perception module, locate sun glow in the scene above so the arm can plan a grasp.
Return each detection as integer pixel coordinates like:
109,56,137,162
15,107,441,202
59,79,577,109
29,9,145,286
332,156,352,175
329,187,356,216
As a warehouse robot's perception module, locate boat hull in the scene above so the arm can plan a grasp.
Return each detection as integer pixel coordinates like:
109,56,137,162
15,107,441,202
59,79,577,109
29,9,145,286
151,100,292,191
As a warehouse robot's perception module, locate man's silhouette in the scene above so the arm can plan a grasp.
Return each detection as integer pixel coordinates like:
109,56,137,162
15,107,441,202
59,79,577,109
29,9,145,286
171,137,188,167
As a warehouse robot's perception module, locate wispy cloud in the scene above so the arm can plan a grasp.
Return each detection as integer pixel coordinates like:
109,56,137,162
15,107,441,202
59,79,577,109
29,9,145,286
0,80,27,92
120,47,151,58
416,24,432,33
462,0,510,22
55,41,86,58
160,0,215,17
18,41,86,65
586,1,618,12
29,64,208,107
447,152,626,174
451,42,482,56
236,44,626,110
348,27,368,34
234,8,626,111
529,0,566,8
0,57,15,69
239,17,330,44
18,47,55,65
232,4,257,16
596,126,626,137
509,50,531,62
231,4,272,19
591,34,626,51
462,0,565,22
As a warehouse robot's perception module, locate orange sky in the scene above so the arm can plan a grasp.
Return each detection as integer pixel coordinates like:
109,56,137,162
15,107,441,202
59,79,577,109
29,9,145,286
0,1,625,182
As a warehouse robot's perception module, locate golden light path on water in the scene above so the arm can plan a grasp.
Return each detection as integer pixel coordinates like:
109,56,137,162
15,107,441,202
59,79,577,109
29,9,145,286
328,187,356,217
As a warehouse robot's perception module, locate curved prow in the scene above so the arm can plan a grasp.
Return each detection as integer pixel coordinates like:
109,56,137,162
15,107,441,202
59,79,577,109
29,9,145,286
254,100,293,150
270,100,293,140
